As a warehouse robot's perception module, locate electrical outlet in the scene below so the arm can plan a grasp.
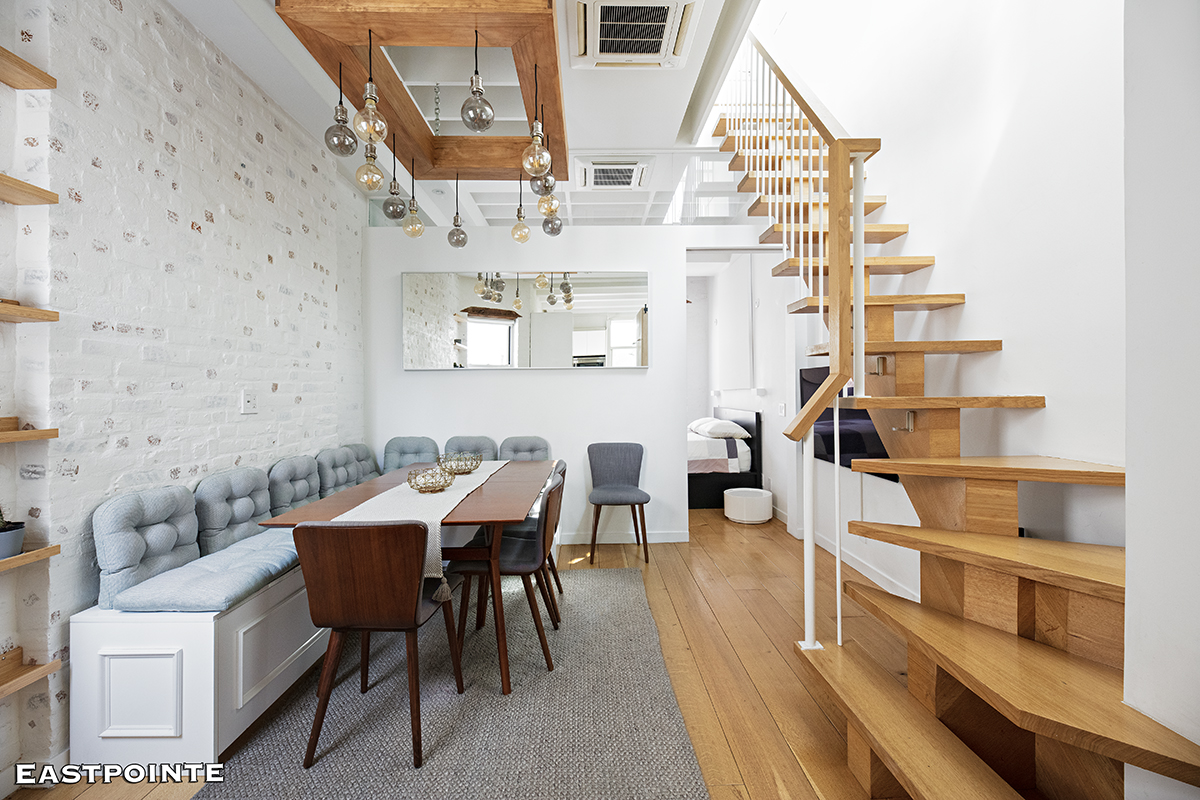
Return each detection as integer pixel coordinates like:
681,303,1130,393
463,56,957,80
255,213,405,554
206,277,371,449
240,389,257,415
778,402,787,416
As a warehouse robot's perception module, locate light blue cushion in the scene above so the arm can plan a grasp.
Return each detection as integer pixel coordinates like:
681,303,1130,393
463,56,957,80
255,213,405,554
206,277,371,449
383,436,440,472
588,484,651,505
316,446,361,498
112,530,299,612
92,486,199,610
194,467,271,555
268,455,320,516
445,435,498,461
347,443,380,483
499,436,550,461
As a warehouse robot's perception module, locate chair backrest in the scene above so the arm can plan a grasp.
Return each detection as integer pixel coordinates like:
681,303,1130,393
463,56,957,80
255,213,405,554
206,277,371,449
92,486,199,609
346,443,380,483
383,436,440,472
587,443,643,489
268,455,320,516
294,520,428,630
499,436,550,461
444,435,498,461
315,446,361,498
536,474,566,560
194,467,272,555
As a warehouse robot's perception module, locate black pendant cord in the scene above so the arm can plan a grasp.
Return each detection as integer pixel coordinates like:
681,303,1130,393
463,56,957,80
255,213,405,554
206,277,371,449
533,65,538,123
410,158,415,198
518,172,523,211
455,174,460,216
474,30,480,76
390,132,396,176
368,30,373,82
337,63,343,104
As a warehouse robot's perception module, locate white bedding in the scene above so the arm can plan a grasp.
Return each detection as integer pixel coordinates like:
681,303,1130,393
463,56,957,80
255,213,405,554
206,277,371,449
687,431,752,474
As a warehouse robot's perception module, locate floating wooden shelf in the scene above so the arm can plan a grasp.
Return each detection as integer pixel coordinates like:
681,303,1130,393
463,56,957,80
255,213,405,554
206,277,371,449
846,582,1200,787
851,455,1126,486
800,639,1025,800
806,339,1002,356
0,416,57,444
789,294,967,315
761,222,908,245
0,174,58,206
0,647,61,701
849,522,1124,602
0,544,60,575
0,301,59,323
0,46,56,90
843,396,1045,410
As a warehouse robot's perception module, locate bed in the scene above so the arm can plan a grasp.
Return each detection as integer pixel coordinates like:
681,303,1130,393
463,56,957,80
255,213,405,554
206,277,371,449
687,407,763,509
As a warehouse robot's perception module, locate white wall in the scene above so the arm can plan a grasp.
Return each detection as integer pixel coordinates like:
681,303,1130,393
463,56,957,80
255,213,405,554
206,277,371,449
362,225,692,546
751,0,1127,598
685,276,711,422
1124,2,1200,798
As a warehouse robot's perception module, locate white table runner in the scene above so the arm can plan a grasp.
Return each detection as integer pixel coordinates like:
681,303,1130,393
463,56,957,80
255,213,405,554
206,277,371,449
333,460,507,580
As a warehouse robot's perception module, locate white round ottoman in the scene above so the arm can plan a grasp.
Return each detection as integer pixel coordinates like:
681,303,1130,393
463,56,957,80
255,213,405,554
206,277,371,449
723,488,773,524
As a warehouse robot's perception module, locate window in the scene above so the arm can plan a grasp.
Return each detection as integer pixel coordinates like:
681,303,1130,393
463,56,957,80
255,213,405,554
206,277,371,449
466,318,514,367
609,318,639,367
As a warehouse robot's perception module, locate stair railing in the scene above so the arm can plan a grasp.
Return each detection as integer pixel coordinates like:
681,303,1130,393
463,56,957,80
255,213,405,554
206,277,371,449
716,35,880,649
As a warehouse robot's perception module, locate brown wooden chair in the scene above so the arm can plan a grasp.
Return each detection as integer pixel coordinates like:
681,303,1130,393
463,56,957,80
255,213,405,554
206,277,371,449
294,520,465,769
449,473,565,674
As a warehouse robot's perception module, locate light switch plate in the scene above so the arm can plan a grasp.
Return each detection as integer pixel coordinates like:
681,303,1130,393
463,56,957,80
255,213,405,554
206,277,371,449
240,389,257,415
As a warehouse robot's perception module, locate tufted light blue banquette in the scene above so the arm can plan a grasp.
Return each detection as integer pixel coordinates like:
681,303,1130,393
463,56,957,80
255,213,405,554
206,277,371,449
194,467,272,555
92,485,200,609
315,447,360,497
499,436,551,461
268,455,320,516
383,436,440,472
347,443,380,483
444,435,499,461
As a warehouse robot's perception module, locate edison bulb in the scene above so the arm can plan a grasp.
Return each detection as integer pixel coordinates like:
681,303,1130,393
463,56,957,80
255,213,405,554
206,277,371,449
563,292,574,303
460,75,495,133
474,273,486,295
522,137,552,178
447,214,468,249
560,279,572,294
324,104,358,157
511,220,530,243
529,173,555,197
403,199,424,238
513,296,523,311
537,194,560,217
564,301,573,310
534,272,550,290
356,144,384,191
542,215,563,237
352,82,388,143
492,277,506,292
381,180,406,220
493,291,502,303
546,292,558,305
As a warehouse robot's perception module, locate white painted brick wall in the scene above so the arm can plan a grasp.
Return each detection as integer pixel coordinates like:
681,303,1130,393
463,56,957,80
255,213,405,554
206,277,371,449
0,0,368,773
402,272,459,369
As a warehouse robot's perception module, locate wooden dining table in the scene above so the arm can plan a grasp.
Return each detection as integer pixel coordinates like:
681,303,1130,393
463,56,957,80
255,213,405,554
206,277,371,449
264,459,555,695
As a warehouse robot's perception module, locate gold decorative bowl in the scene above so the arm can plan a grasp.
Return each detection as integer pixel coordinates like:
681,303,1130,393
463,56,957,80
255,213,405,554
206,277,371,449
438,452,482,475
407,467,454,494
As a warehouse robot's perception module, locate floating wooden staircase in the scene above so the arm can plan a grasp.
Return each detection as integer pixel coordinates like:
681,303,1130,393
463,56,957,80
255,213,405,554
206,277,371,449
711,104,1191,799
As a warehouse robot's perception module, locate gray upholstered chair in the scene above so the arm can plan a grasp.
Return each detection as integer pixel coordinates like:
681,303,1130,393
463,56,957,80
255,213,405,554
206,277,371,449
346,443,380,483
383,436,440,472
499,436,550,461
315,446,361,498
194,467,272,555
587,443,650,564
444,435,498,461
507,460,567,603
268,455,320,516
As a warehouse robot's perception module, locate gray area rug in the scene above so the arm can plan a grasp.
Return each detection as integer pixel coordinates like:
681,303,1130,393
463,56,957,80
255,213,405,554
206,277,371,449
196,568,709,800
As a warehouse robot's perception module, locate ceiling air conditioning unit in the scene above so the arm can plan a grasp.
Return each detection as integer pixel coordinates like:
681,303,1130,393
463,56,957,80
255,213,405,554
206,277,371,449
568,1,702,69
574,158,653,189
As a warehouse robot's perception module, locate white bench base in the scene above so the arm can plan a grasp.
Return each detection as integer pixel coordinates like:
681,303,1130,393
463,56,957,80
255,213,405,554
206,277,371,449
70,566,328,765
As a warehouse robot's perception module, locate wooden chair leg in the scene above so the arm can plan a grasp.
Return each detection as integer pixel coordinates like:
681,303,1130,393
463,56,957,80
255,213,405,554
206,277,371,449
541,564,562,626
589,505,601,564
406,629,423,768
548,551,564,593
534,566,558,629
360,631,371,694
304,630,345,768
638,504,650,563
522,574,554,671
457,574,472,653
442,600,465,694
475,570,489,630
630,505,641,545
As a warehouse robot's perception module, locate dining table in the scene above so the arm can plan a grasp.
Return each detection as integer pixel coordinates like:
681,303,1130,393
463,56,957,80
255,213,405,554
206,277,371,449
263,459,556,695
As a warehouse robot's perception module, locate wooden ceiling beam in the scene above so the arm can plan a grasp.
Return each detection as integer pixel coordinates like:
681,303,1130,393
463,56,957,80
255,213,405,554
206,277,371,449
511,23,568,180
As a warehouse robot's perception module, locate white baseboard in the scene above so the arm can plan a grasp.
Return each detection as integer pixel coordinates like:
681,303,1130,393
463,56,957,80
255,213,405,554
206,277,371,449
557,530,689,546
1,747,69,795
773,506,788,524
813,531,919,601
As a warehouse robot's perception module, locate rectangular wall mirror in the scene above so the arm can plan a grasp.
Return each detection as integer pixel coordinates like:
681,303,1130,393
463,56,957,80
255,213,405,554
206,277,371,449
402,272,649,370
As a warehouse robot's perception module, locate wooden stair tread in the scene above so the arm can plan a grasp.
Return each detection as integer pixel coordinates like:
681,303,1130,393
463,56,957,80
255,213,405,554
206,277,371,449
807,340,1001,356
0,301,59,323
843,396,1044,410
738,172,845,193
799,640,1025,800
851,455,1125,486
845,582,1200,786
720,133,823,152
712,115,810,136
0,46,56,90
0,174,58,206
789,295,966,314
775,255,935,278
729,151,829,171
848,522,1124,602
761,222,908,245
749,195,886,217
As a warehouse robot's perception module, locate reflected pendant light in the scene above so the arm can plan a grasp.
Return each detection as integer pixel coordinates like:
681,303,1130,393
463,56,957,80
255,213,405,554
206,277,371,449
511,174,530,243
448,174,468,248
381,132,406,219
474,272,486,295
403,158,425,238
534,272,549,289
513,280,523,311
546,272,558,305
356,142,384,191
324,63,358,157
353,30,388,143
560,273,573,296
460,30,495,133
522,65,552,178
542,214,563,237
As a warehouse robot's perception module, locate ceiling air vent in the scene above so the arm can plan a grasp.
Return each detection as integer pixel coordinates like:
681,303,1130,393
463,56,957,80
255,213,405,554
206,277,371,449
569,1,702,69
575,158,652,189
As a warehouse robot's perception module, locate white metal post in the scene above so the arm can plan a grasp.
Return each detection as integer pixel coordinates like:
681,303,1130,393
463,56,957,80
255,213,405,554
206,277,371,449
800,427,822,651
834,392,843,646
852,154,867,397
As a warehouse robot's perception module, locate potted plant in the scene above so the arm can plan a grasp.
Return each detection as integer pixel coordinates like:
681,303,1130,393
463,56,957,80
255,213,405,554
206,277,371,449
0,505,25,560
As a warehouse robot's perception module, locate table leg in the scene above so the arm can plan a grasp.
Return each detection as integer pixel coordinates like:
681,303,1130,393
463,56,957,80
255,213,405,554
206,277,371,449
489,524,512,694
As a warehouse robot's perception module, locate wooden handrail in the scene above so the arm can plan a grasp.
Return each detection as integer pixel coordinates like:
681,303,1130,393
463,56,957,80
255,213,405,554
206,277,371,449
747,33,848,144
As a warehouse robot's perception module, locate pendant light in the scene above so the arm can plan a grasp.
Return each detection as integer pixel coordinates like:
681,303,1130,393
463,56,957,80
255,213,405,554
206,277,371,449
447,174,468,248
546,272,558,305
403,159,425,238
535,110,560,213
381,132,406,219
513,280,523,311
356,142,384,191
474,272,486,295
534,272,549,290
353,30,388,143
521,65,552,178
542,214,563,237
324,63,358,157
492,274,506,292
529,172,555,197
511,173,530,243
560,274,573,296
460,31,495,133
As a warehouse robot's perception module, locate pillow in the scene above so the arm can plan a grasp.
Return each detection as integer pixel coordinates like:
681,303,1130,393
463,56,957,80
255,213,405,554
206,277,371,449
691,418,752,440
687,417,718,435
